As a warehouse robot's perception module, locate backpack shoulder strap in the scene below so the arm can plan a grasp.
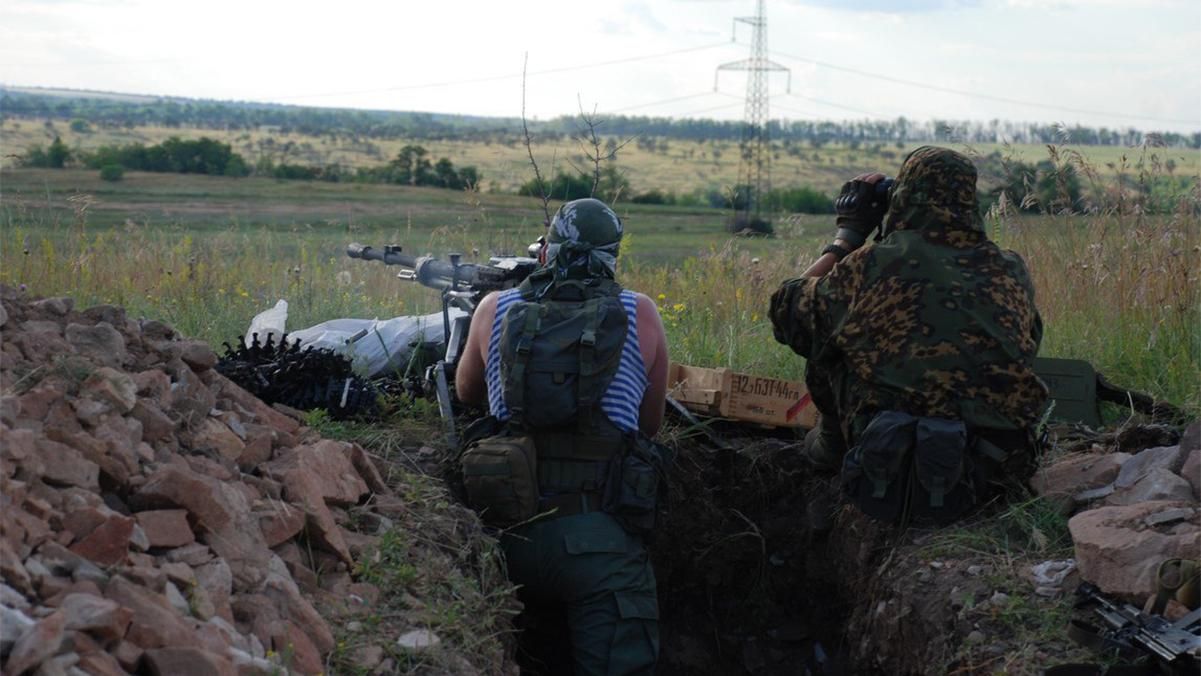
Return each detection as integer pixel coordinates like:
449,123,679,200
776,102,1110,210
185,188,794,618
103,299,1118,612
505,303,542,425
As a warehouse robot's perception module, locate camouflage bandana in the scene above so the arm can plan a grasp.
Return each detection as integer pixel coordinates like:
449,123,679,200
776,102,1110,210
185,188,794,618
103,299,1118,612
884,146,984,234
544,198,623,280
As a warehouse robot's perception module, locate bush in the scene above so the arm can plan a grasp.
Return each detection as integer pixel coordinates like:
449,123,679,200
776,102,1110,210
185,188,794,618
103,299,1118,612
99,164,124,182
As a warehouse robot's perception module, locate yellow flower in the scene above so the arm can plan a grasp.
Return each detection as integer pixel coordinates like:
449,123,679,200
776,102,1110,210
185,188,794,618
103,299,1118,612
751,312,759,321
673,303,686,313
657,293,666,301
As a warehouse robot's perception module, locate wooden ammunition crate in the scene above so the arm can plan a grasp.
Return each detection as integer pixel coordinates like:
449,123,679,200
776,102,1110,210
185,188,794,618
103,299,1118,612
666,362,818,429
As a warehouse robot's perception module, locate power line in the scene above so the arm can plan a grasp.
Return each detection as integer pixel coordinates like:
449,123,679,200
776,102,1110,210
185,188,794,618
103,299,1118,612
781,92,889,119
605,91,717,114
768,48,1201,126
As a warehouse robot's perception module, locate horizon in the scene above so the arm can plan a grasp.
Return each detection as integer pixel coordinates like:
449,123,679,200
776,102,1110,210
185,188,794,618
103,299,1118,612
2,0,1199,136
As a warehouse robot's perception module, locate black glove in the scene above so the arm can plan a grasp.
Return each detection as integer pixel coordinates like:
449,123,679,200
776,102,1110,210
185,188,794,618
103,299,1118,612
834,178,890,249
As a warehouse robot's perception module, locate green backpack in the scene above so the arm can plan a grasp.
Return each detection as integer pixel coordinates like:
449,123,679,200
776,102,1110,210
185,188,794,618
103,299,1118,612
458,275,631,528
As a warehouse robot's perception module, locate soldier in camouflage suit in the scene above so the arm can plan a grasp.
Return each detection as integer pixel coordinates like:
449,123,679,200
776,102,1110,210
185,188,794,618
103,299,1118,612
770,146,1048,474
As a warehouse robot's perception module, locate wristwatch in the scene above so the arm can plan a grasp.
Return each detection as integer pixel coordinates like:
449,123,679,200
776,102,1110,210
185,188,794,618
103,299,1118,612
821,243,851,261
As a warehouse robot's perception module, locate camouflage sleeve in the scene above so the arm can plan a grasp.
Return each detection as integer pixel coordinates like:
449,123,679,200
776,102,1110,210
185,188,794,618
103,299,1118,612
769,250,866,359
770,276,818,357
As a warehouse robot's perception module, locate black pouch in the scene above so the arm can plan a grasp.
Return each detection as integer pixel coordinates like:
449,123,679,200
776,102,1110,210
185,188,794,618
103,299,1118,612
910,417,974,525
603,434,670,536
841,411,916,524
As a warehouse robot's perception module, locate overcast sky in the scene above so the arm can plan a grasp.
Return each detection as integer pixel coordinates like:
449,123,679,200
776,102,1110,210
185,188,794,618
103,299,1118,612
2,0,1198,134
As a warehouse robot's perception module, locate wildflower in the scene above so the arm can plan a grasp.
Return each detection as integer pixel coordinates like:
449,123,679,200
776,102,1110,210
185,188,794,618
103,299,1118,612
657,293,666,301
672,303,686,313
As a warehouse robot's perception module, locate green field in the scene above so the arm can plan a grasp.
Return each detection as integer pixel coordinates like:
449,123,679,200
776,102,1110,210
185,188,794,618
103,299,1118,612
2,150,1198,415
5,117,1199,196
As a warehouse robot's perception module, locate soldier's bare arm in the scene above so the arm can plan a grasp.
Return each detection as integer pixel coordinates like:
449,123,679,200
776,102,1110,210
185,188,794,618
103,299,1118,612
633,293,669,437
454,291,498,407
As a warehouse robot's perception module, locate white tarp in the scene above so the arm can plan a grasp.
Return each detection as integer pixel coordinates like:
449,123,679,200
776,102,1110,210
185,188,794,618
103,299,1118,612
244,299,463,378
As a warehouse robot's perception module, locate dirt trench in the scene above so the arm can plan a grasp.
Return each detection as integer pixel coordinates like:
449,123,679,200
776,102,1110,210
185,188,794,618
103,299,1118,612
649,433,862,675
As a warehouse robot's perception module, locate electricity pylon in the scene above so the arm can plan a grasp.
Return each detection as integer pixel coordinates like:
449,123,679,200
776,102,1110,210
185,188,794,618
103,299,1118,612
715,0,790,227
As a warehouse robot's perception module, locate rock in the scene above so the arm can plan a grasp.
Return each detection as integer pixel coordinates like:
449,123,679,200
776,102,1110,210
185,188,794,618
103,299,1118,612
80,367,138,414
4,609,65,675
1115,445,1189,490
1182,421,1200,453
68,512,135,566
263,439,369,506
396,629,442,651
134,509,195,548
1108,468,1195,505
165,543,213,567
35,439,100,490
343,443,389,495
1069,500,1201,601
32,297,73,315
65,322,127,368
11,331,74,365
202,371,299,435
17,381,68,422
237,424,275,470
276,469,353,566
112,640,144,672
135,466,269,590
132,369,174,408
143,647,237,676
182,418,246,463
76,651,127,676
194,559,234,622
169,368,217,428
81,304,127,328
60,592,133,641
1031,452,1130,502
350,644,385,671
0,605,35,654
1181,449,1201,499
105,576,196,649
255,504,307,548
261,556,335,653
179,340,218,372
1144,507,1196,527
130,400,176,444
966,565,983,576
274,621,323,675
0,301,6,327
989,592,1010,606
966,630,985,644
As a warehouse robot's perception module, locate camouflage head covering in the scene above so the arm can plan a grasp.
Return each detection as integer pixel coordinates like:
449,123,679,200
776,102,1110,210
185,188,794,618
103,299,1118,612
884,146,984,234
544,198,623,279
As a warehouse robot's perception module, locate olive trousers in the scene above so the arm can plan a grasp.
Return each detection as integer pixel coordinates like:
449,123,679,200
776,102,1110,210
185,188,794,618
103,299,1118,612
500,511,659,676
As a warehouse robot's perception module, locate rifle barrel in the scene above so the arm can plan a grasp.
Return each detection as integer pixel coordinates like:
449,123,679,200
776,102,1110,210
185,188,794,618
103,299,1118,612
346,243,419,269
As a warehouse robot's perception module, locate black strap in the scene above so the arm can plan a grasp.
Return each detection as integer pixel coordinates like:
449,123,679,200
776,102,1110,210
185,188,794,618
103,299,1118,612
821,243,850,261
508,306,542,423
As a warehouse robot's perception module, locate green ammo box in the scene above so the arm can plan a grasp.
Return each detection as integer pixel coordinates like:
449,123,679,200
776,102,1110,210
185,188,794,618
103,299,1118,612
1033,357,1101,427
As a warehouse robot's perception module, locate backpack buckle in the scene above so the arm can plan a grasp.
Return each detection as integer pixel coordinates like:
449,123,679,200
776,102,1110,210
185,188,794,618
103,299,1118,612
580,329,597,348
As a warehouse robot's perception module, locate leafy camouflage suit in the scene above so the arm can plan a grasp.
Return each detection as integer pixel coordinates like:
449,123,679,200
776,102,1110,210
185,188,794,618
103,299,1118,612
770,146,1048,458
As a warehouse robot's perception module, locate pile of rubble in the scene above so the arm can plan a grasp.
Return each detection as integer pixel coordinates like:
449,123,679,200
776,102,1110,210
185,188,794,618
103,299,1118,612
0,290,411,675
1034,423,1201,603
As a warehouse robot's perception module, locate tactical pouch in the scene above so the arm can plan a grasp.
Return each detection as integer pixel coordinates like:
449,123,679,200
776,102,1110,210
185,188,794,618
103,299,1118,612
843,411,981,525
603,434,670,536
460,432,538,528
841,410,917,523
910,417,974,524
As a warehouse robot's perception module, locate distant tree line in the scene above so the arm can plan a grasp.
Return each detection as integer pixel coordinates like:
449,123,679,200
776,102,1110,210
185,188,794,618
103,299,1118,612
3,89,1197,149
19,135,481,190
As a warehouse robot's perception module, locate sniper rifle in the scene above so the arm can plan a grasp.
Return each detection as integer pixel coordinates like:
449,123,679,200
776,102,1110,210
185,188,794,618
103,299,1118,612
346,242,540,446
